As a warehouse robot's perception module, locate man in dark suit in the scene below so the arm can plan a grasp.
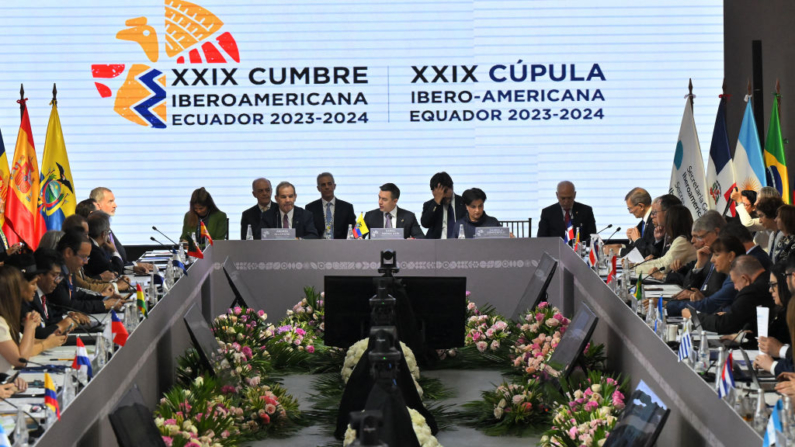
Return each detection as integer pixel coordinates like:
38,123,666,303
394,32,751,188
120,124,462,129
722,222,772,271
536,181,596,241
619,187,656,257
85,211,124,278
240,178,273,240
88,187,153,274
420,172,466,239
364,183,424,239
305,172,356,239
263,182,319,239
665,211,726,293
12,250,77,338
684,256,773,335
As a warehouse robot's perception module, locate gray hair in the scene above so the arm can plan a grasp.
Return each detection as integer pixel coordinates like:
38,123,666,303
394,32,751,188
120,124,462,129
87,211,111,239
317,172,335,184
759,186,780,200
89,187,112,202
39,231,65,250
692,210,726,234
624,187,651,207
731,255,764,277
275,181,295,196
252,178,271,190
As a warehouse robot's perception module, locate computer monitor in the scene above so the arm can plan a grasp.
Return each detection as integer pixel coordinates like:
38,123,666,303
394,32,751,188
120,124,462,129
544,303,598,383
109,384,167,447
183,303,223,377
510,252,558,321
324,276,466,350
222,257,263,309
603,384,670,447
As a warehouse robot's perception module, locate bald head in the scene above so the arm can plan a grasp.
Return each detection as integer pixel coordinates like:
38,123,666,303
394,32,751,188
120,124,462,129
556,181,576,210
252,178,272,207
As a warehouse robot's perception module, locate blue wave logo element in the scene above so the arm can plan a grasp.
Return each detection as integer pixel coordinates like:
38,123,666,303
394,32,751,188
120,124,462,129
134,68,167,129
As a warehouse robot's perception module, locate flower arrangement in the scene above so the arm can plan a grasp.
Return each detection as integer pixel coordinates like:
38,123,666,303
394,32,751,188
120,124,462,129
341,338,422,397
511,302,570,377
343,407,443,447
540,371,628,447
283,286,325,337
212,307,272,347
233,383,298,437
459,378,550,436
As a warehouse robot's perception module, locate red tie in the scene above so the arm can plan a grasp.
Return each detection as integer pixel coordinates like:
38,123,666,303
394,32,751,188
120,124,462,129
564,209,571,227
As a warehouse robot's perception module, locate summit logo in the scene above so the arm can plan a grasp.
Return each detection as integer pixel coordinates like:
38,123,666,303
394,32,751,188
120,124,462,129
90,0,241,129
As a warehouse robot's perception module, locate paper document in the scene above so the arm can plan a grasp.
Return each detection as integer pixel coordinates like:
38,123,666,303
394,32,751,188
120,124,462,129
757,307,769,339
622,247,645,264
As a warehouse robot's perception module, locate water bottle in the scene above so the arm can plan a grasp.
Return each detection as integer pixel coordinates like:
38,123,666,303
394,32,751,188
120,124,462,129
458,225,466,239
687,321,698,366
346,224,354,240
246,224,253,240
148,271,158,307
164,260,175,290
126,302,139,331
178,243,187,264
44,406,58,430
696,330,709,373
95,334,107,370
324,223,333,240
171,252,183,280
645,299,656,328
715,346,726,394
14,407,29,446
62,368,77,408
782,396,793,441
753,392,768,434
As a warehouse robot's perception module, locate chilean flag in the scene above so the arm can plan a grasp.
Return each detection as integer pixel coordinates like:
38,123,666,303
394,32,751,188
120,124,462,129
706,96,736,215
71,337,93,379
109,310,128,346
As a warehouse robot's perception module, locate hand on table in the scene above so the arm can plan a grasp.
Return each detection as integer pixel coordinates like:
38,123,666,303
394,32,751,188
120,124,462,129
133,264,153,275
776,380,795,398
100,271,118,281
43,331,68,350
759,336,784,356
681,309,691,319
670,259,683,272
103,298,125,311
778,372,795,382
648,267,664,281
754,354,774,372
13,377,26,393
0,384,15,399
689,289,705,302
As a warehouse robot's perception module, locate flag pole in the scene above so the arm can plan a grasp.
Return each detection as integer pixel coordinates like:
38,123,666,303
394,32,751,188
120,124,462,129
776,78,781,115
688,78,694,109
52,83,57,106
18,84,25,119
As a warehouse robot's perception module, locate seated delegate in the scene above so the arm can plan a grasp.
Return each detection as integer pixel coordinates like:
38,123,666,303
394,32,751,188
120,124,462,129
452,188,503,239
635,205,696,275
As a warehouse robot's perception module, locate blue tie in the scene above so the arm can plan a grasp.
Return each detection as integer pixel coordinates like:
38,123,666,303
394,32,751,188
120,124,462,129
325,202,333,238
446,204,455,238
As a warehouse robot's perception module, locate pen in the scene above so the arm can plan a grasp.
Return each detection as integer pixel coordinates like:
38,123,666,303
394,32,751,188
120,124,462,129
49,358,73,361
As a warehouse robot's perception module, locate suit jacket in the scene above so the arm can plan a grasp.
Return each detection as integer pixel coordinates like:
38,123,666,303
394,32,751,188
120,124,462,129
262,206,319,239
109,229,128,265
240,204,269,240
698,272,774,335
536,201,597,241
305,198,356,239
22,291,63,338
621,214,658,257
420,195,466,239
364,207,425,239
747,245,773,271
684,262,727,295
666,276,736,316
85,241,124,278
48,274,107,315
635,236,697,275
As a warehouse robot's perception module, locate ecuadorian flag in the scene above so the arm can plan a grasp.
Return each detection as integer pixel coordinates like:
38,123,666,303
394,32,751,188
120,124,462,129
764,94,790,203
353,212,368,239
40,99,76,231
44,372,60,419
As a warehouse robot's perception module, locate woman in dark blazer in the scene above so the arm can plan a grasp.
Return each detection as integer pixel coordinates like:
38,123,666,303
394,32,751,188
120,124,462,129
452,188,503,239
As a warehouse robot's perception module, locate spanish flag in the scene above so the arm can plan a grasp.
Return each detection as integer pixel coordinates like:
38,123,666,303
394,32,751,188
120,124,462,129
40,98,75,230
44,372,60,419
200,221,213,246
6,100,45,249
0,128,12,248
764,94,790,203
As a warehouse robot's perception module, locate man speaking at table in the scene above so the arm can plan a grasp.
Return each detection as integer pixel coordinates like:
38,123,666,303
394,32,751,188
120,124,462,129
364,183,424,239
305,172,356,239
421,172,465,239
537,181,597,241
263,182,319,239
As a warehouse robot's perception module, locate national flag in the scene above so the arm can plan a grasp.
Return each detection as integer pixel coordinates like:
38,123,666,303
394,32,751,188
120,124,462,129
764,94,790,203
669,96,710,218
733,98,766,194
172,258,188,275
634,274,643,300
0,422,11,447
110,310,128,346
588,246,597,267
0,128,12,240
136,283,147,318
186,237,203,259
353,212,369,239
706,96,736,215
40,98,75,231
717,352,736,399
606,256,617,284
71,337,93,379
200,221,213,246
763,399,784,447
6,100,46,249
678,329,692,362
564,225,574,243
573,228,581,252
44,372,60,419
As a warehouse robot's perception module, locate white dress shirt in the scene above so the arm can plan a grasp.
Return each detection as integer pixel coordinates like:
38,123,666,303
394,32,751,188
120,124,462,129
383,207,398,227
279,209,295,228
441,200,456,240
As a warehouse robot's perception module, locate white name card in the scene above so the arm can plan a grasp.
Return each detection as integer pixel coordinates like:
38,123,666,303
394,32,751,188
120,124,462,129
261,228,296,240
474,227,511,239
371,228,404,240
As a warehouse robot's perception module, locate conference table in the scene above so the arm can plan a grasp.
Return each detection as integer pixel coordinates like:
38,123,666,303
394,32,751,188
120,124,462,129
25,239,762,446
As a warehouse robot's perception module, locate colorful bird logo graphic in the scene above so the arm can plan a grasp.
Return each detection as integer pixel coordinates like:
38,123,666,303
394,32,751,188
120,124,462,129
91,0,240,129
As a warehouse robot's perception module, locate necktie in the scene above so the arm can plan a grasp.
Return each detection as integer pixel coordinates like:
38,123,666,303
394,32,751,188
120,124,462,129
701,264,715,291
446,203,455,238
283,213,290,229
564,209,571,227
40,293,48,319
325,202,333,238
640,220,645,238
385,213,392,228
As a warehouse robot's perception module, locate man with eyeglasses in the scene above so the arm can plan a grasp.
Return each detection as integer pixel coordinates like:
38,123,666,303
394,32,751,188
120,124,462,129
664,211,727,297
618,187,656,257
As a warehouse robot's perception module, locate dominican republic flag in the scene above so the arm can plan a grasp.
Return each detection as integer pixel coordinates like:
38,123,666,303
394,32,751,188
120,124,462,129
733,98,766,194
71,337,93,379
678,329,692,362
670,95,709,219
44,372,60,419
106,310,128,347
706,96,736,215
606,256,617,285
565,225,574,243
717,352,735,399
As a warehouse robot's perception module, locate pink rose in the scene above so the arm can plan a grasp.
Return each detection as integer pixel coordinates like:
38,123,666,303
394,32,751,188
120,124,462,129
476,341,488,353
538,302,548,309
233,307,242,315
307,345,315,354
536,313,544,322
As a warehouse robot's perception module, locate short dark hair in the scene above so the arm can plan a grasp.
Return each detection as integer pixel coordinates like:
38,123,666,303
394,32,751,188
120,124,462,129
380,183,400,200
778,205,795,235
741,190,758,205
721,222,754,243
624,187,651,207
462,188,487,206
710,235,746,258
75,198,97,218
665,205,693,240
63,214,88,234
656,194,682,212
757,196,785,219
275,181,295,196
57,229,90,255
34,248,63,273
429,172,453,190
87,211,111,239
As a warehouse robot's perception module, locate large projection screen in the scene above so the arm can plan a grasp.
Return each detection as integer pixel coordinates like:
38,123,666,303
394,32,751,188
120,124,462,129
0,0,723,243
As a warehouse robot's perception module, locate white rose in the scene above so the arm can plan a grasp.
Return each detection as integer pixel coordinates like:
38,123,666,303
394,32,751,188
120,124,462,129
512,394,524,405
494,406,504,419
498,398,506,409
591,384,602,393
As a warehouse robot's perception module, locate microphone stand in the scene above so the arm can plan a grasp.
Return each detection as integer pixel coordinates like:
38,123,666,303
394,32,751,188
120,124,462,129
152,227,179,246
596,224,613,234
604,227,622,243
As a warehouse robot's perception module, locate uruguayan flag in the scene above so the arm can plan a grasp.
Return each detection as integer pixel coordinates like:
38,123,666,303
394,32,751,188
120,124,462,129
678,330,692,362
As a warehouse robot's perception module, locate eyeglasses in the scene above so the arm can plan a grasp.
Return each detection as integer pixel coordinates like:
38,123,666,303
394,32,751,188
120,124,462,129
78,255,90,262
769,282,779,289
692,231,713,241
627,203,639,212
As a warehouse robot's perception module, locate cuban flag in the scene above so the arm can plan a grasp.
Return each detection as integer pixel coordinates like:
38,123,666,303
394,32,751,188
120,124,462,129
678,330,692,362
733,98,766,195
106,310,128,347
717,352,735,399
706,96,736,215
71,337,93,379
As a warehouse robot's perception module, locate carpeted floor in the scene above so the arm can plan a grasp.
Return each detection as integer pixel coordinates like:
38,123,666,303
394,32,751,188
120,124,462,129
246,370,542,447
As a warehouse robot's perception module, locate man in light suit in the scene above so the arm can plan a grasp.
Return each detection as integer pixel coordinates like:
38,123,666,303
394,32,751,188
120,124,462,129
536,181,596,242
263,182,319,239
240,178,273,240
305,172,356,239
364,183,424,239
420,172,466,239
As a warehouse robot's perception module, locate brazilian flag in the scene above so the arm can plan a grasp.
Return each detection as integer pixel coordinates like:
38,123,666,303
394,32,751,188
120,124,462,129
764,94,789,203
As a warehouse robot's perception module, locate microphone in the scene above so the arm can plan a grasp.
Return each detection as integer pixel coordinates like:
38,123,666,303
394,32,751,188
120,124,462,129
152,226,179,246
596,224,613,234
0,396,44,435
604,227,622,242
17,358,55,370
725,322,752,348
150,236,175,249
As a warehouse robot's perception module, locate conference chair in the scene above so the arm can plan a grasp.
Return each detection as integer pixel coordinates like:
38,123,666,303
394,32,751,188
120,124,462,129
500,218,533,238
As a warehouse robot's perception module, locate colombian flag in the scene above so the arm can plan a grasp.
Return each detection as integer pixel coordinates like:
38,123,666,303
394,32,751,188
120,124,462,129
136,283,147,318
764,94,790,204
40,99,75,231
353,212,368,239
200,221,213,246
0,128,12,247
44,372,60,419
6,101,45,249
